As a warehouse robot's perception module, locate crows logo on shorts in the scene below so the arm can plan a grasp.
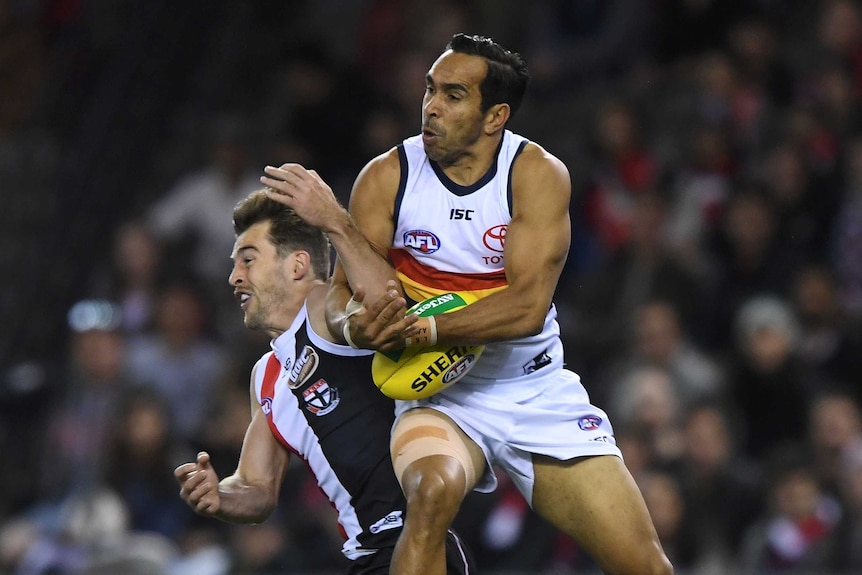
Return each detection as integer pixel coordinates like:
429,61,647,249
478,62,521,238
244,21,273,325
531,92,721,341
578,415,603,431
303,378,340,416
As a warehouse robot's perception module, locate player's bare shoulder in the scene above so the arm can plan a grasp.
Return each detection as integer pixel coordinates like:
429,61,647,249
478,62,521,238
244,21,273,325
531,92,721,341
350,146,402,214
348,146,402,254
512,141,571,200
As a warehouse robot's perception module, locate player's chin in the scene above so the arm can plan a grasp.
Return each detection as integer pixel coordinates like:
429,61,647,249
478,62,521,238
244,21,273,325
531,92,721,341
422,140,444,160
243,314,262,330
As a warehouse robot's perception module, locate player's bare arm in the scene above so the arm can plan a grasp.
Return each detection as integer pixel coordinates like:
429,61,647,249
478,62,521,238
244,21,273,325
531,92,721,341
422,143,571,345
324,150,412,340
175,366,290,524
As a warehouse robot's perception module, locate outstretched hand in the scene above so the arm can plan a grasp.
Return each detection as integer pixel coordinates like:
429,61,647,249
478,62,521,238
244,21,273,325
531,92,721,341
260,164,346,233
346,281,419,352
174,451,221,516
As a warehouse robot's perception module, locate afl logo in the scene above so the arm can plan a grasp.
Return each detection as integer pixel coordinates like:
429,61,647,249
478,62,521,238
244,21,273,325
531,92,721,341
578,415,602,431
442,353,477,385
482,225,507,252
260,397,273,416
404,230,440,253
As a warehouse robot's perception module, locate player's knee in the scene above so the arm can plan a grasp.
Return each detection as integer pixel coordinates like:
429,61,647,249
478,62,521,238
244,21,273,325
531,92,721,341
400,458,464,525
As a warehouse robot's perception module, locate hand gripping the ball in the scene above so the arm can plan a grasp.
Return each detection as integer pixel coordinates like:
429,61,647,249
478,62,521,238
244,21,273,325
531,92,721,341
371,292,485,399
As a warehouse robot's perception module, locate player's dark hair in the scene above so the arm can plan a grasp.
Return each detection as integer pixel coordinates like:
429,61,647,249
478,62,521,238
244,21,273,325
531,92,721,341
233,189,331,280
446,33,530,118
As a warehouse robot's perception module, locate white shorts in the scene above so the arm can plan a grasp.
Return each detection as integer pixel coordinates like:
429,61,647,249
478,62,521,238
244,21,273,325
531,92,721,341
394,364,622,506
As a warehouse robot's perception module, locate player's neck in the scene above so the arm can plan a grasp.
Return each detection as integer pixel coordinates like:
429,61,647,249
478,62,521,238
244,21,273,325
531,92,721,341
438,136,501,186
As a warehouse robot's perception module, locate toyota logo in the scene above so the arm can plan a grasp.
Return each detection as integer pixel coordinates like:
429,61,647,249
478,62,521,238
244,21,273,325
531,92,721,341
482,224,507,252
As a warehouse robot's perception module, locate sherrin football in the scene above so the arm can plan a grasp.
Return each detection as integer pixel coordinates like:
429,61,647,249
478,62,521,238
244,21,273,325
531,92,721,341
371,292,484,400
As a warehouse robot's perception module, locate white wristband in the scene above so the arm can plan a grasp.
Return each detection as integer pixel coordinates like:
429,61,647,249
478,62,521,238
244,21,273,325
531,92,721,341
342,317,360,349
341,295,365,349
405,315,437,347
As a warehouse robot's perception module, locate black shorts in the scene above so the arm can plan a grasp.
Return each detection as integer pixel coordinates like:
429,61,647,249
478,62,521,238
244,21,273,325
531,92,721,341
347,529,476,575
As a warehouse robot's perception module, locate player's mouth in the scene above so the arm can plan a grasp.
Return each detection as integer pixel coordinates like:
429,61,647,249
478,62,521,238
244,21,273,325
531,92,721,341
236,291,252,310
422,123,442,141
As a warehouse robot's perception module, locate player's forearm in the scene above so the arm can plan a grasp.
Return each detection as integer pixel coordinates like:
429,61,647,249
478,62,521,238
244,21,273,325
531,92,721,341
325,215,400,303
212,475,277,524
432,288,548,345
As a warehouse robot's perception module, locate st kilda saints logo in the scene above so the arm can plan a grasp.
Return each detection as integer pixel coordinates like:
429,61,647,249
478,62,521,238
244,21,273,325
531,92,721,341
303,379,340,416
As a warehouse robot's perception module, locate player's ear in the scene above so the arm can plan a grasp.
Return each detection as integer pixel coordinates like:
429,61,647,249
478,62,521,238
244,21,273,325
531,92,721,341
484,103,510,135
291,250,312,279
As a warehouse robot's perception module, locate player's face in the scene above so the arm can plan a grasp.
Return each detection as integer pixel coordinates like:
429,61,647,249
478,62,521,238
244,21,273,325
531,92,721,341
229,221,294,332
421,51,487,165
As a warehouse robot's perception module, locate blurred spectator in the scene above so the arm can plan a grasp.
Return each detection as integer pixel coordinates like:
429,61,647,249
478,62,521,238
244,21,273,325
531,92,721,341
87,219,165,336
126,281,228,443
739,443,841,572
104,387,197,540
702,184,804,349
582,99,660,256
761,140,842,263
563,191,706,377
608,365,686,468
726,295,814,459
692,51,768,150
38,299,130,500
665,122,736,271
810,0,862,96
727,16,795,112
807,390,862,498
594,299,724,412
674,401,765,568
791,263,862,393
146,113,260,293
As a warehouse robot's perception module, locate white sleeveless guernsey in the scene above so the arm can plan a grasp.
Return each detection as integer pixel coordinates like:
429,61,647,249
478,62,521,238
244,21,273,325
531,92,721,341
391,130,622,503
391,129,564,382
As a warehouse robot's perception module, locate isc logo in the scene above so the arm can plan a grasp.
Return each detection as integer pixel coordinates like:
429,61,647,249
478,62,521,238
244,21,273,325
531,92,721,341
404,230,440,253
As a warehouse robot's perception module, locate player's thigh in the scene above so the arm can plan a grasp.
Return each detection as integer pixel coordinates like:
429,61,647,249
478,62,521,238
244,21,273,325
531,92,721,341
532,454,664,569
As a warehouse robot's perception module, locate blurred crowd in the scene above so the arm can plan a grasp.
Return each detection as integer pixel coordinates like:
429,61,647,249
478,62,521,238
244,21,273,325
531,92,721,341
2,0,862,574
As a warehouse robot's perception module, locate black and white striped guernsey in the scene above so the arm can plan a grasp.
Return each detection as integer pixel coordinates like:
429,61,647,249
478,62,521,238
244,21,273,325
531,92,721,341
252,303,406,561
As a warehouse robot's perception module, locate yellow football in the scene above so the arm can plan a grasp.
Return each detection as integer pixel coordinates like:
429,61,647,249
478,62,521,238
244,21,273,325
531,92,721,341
371,293,484,400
